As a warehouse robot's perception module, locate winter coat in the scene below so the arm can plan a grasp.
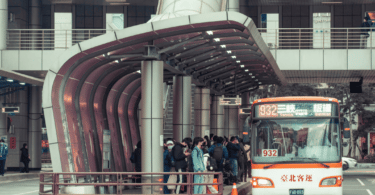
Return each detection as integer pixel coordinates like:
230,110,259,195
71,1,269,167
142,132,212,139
133,148,141,172
20,148,30,163
191,146,205,172
0,144,8,160
163,149,174,172
227,142,241,159
172,143,188,170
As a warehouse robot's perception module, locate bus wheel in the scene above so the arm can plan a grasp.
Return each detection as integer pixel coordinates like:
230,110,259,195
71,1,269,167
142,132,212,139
343,162,349,170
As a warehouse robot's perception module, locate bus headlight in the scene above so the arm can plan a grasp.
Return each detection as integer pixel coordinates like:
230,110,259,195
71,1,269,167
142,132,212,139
321,178,337,186
258,179,273,186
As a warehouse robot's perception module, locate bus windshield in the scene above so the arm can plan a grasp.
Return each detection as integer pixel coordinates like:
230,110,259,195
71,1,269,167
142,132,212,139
251,118,340,163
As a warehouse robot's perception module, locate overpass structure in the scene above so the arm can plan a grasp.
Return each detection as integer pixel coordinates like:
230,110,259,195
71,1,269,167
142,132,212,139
0,0,375,193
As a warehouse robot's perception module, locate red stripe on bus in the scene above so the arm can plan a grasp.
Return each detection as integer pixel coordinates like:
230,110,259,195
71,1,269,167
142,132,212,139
252,162,342,169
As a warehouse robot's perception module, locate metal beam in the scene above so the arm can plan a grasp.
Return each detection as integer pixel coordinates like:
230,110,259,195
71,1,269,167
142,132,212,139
167,42,211,60
192,60,229,74
204,71,234,83
184,55,224,70
179,49,219,65
107,54,144,59
158,34,204,54
198,64,233,79
0,69,44,86
226,82,256,92
203,32,250,40
210,39,255,48
238,85,259,93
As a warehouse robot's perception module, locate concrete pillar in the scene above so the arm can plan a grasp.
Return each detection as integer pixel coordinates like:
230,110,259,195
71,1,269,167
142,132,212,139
173,76,192,142
194,88,210,138
211,96,224,137
224,105,239,139
29,0,42,49
28,86,42,169
238,92,249,139
227,0,239,12
141,60,164,194
0,0,8,50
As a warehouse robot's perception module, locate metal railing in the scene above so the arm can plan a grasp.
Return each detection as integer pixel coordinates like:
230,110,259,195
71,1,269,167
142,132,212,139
6,29,117,50
258,28,375,49
39,172,224,195
9,28,374,51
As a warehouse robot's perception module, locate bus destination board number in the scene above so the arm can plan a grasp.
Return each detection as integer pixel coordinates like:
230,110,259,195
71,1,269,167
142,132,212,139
262,149,278,157
219,98,241,106
255,103,333,118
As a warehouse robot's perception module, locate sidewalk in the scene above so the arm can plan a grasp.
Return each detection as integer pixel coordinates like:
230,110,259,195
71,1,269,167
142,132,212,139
0,164,53,182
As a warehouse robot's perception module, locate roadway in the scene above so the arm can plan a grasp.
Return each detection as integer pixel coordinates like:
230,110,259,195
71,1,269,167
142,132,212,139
0,169,374,195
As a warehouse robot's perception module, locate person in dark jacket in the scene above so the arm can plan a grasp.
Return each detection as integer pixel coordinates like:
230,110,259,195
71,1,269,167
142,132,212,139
173,138,191,194
20,143,30,173
226,137,241,182
133,141,142,183
237,138,247,182
0,139,8,176
163,139,175,194
361,17,371,48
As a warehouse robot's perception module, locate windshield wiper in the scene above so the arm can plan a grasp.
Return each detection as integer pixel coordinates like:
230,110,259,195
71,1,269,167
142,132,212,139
263,161,293,169
291,157,330,168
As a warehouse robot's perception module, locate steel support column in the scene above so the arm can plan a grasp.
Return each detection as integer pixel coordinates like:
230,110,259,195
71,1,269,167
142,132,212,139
211,96,224,137
224,105,239,138
173,76,192,142
141,60,164,194
28,86,42,169
29,0,42,49
0,0,7,50
194,88,210,138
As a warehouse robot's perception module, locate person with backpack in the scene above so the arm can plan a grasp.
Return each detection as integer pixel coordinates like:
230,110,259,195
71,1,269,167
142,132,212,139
208,137,228,172
130,141,142,184
172,138,191,194
191,137,205,194
203,148,218,194
227,136,241,183
164,139,175,194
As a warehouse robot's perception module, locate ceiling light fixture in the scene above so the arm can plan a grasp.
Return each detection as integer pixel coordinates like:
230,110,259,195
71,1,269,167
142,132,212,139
227,50,232,54
259,82,262,84
214,38,220,42
245,69,249,72
106,0,127,2
115,60,119,63
20,82,25,85
252,76,255,78
231,56,236,59
236,60,240,63
249,73,252,75
240,65,245,68
220,45,226,48
206,31,213,35
7,79,13,82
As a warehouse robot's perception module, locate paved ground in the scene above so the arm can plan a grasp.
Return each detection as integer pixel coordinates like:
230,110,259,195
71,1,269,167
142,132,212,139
343,169,375,195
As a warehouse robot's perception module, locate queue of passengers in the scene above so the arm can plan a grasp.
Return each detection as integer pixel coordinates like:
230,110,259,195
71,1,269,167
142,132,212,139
130,134,251,194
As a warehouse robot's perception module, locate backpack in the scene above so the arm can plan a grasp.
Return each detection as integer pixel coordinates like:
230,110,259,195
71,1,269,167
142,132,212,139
212,144,223,162
207,157,218,171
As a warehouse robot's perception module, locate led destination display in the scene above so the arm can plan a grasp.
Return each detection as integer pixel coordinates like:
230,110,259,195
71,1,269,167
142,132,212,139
254,102,337,118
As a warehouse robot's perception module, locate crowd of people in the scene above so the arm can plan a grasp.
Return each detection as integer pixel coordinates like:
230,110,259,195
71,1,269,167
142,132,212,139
130,134,251,194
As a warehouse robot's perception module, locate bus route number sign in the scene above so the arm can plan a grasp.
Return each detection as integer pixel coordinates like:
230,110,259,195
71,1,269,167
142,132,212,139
262,149,278,157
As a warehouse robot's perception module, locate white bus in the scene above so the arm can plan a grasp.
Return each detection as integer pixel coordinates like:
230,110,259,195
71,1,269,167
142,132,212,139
250,96,344,195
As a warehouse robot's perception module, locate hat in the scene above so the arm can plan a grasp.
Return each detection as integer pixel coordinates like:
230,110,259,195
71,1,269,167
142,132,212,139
166,140,174,145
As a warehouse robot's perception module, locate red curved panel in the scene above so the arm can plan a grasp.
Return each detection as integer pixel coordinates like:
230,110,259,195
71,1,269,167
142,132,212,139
128,86,142,148
106,73,138,171
118,78,141,171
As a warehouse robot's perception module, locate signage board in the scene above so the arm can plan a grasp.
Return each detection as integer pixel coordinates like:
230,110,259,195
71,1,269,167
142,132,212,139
219,97,241,106
10,137,16,149
239,108,251,115
102,130,111,171
2,107,19,113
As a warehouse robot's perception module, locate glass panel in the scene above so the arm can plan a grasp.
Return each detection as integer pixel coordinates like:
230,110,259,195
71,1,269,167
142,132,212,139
313,12,331,49
251,118,340,163
106,13,124,30
54,12,72,50
260,13,279,49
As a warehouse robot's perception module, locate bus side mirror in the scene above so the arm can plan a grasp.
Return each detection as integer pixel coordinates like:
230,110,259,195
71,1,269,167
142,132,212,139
342,142,348,147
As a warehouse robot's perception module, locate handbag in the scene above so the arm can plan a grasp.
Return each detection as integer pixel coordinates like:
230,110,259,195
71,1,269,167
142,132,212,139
167,168,177,190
